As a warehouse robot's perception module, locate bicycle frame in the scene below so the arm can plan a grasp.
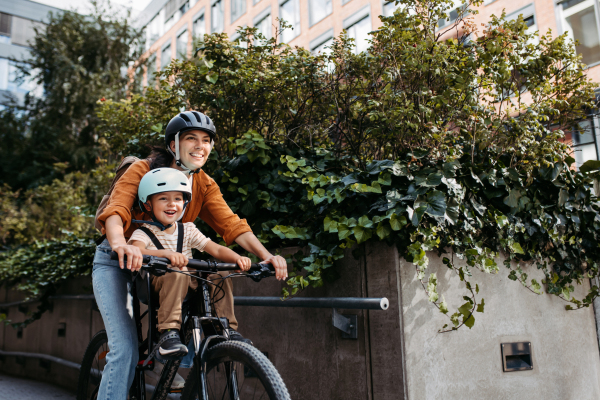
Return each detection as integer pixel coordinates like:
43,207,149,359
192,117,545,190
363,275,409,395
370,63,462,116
110,253,274,400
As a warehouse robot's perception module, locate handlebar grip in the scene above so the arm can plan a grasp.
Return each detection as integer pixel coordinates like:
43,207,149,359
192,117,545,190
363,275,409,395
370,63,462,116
110,251,273,272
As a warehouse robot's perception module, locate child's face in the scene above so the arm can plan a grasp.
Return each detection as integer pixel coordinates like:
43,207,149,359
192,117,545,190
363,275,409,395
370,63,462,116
147,191,185,225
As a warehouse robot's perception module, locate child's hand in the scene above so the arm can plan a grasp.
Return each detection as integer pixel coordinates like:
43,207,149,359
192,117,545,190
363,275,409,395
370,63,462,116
166,251,188,270
235,257,252,272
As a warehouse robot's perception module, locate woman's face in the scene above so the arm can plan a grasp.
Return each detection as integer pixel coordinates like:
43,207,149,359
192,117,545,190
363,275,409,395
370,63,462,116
170,130,212,170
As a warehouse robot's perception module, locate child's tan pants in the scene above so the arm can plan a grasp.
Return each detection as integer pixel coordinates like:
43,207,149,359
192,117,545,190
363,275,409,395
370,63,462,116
151,268,237,332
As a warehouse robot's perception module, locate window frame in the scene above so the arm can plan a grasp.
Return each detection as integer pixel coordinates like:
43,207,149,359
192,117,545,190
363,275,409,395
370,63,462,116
253,6,272,41
310,28,334,54
309,0,332,27
211,0,224,33
557,0,600,68
193,9,206,41
161,41,173,70
176,27,189,59
279,0,301,43
343,5,372,54
231,0,247,23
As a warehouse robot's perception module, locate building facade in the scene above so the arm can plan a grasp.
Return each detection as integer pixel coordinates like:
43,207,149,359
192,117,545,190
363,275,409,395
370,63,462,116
0,0,59,105
137,0,600,168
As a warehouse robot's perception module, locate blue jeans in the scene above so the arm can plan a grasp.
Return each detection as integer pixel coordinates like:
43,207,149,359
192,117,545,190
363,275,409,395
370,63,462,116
92,240,139,400
92,240,196,399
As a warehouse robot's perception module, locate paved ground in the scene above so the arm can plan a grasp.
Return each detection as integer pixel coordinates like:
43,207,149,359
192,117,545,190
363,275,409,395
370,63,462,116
0,373,76,399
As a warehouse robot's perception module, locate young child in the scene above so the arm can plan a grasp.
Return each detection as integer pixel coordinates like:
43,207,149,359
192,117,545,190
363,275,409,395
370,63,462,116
128,168,251,358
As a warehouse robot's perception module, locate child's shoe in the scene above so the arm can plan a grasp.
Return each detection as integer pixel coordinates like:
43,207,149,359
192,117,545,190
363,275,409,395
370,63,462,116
158,329,188,359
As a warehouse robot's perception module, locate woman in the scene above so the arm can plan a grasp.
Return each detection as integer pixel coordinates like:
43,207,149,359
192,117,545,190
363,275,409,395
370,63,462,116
93,110,288,400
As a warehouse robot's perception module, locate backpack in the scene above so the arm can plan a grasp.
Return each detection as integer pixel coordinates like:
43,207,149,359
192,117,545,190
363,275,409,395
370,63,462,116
94,156,142,232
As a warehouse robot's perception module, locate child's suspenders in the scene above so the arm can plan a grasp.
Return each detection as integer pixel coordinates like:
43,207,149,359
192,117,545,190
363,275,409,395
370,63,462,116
139,222,184,254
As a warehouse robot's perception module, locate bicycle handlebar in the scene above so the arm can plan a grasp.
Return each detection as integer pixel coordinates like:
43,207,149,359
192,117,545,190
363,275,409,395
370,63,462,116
109,251,274,273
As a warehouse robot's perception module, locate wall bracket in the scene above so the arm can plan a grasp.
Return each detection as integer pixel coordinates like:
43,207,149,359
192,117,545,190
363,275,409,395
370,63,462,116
332,308,357,339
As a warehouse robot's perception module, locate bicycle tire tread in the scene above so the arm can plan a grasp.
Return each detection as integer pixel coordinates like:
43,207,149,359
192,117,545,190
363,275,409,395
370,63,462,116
180,341,290,400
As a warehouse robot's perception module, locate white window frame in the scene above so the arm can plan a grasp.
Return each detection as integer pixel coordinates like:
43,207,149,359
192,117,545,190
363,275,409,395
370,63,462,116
557,0,600,68
193,9,206,41
309,0,332,27
176,28,188,58
211,0,224,33
437,0,468,31
253,7,272,41
344,5,372,54
161,42,172,69
310,28,334,54
279,0,301,43
231,0,246,23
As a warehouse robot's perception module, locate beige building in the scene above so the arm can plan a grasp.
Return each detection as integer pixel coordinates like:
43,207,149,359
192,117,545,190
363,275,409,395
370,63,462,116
137,0,600,167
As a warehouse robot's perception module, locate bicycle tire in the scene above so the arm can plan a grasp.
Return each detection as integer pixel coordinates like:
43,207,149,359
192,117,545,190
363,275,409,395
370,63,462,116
180,341,290,400
77,330,109,400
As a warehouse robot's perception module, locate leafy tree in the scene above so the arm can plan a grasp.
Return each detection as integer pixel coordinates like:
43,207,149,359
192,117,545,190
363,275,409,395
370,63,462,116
0,1,145,190
3,0,600,330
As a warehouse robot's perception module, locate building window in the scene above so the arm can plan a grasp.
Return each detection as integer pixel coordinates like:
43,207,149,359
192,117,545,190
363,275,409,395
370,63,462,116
180,1,190,15
161,44,172,69
309,0,332,26
382,1,399,17
506,5,538,45
231,0,246,23
438,0,467,29
345,12,371,54
280,0,300,43
255,13,272,41
0,13,11,37
254,0,261,5
0,58,9,90
177,30,188,58
560,0,600,66
311,37,333,55
193,13,206,41
146,54,157,86
146,11,165,51
212,0,224,33
570,118,599,168
11,16,41,48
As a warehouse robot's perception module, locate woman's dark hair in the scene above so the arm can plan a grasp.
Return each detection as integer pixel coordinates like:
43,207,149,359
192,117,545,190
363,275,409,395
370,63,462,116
147,145,174,170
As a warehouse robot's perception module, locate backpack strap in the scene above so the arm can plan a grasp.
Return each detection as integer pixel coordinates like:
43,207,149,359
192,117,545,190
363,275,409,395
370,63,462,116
177,222,184,254
139,227,165,250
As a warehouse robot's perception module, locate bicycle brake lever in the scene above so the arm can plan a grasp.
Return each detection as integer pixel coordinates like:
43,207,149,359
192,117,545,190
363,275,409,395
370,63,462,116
247,264,275,282
146,257,169,276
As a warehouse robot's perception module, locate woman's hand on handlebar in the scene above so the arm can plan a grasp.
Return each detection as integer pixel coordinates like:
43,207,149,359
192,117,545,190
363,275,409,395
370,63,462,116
262,255,288,281
112,244,144,271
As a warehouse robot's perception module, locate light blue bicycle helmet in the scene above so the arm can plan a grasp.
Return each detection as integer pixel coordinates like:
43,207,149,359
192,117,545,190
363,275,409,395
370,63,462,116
134,168,192,230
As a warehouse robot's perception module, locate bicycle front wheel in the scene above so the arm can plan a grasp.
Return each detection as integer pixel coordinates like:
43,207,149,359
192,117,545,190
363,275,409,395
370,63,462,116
77,330,109,400
181,341,290,400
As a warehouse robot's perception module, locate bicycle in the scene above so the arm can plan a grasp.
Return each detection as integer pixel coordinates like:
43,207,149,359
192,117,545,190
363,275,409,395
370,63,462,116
77,253,291,400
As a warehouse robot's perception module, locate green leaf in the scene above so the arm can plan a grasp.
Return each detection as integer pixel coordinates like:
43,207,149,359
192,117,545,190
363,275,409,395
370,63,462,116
425,190,447,217
206,71,219,84
510,242,524,254
458,302,472,317
463,314,475,328
376,222,391,239
579,160,600,173
476,298,485,313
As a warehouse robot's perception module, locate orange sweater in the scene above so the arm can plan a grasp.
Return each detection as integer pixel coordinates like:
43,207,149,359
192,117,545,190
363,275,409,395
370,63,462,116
96,160,252,245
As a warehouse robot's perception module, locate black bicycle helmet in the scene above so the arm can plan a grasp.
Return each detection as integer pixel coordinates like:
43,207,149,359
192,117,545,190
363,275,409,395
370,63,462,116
164,110,216,147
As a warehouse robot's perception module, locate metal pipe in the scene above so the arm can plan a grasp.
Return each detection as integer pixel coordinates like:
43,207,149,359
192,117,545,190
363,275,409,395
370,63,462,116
0,295,390,311
0,349,81,370
234,296,389,310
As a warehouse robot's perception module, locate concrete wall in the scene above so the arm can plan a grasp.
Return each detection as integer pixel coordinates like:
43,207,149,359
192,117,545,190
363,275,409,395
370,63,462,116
1,242,599,400
400,249,600,400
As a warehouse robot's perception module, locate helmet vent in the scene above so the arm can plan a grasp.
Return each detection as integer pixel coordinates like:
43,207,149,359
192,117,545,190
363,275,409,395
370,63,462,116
180,113,192,124
205,116,210,125
181,182,187,185
152,169,161,173
191,111,202,123
157,182,166,186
